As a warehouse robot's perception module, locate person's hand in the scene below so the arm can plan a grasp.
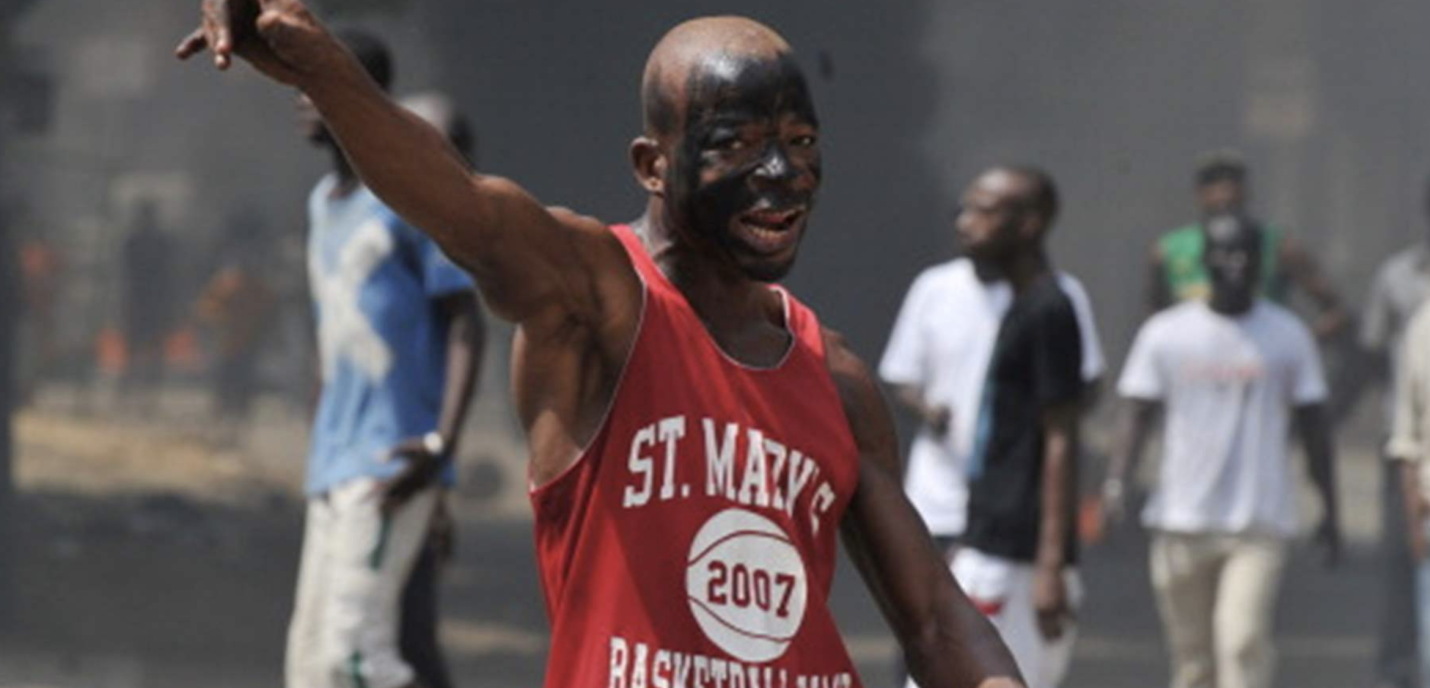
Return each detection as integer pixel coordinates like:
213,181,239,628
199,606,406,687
1032,564,1071,640
376,435,446,515
924,404,952,437
175,0,334,86
1313,516,1342,569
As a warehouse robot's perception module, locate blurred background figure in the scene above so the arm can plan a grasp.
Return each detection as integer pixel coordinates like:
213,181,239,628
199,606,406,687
119,198,176,410
1105,214,1340,688
17,220,62,405
282,32,483,688
1361,179,1430,688
881,171,1105,686
1147,151,1346,339
194,205,275,426
1386,260,1430,688
908,167,1086,688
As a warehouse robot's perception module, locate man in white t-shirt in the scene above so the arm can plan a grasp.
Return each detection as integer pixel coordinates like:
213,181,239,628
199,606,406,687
1388,299,1430,688
880,246,1104,545
882,167,1104,688
1102,214,1340,688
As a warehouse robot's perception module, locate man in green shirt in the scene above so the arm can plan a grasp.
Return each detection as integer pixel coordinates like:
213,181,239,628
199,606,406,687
1147,151,1347,339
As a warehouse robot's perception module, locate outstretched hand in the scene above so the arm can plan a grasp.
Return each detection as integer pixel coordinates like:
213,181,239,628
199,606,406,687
174,0,331,86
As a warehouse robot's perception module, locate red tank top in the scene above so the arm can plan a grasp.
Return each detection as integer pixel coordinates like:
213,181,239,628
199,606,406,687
531,225,864,688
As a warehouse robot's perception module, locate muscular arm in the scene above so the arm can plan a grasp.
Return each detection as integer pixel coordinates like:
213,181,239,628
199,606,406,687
826,332,1023,688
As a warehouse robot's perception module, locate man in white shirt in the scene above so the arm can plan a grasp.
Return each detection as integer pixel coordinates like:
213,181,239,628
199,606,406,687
880,240,1104,547
1389,299,1430,688
881,167,1104,688
1102,214,1340,688
1363,202,1430,688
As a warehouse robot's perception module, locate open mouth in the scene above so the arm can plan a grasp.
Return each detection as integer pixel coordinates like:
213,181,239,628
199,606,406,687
734,207,805,254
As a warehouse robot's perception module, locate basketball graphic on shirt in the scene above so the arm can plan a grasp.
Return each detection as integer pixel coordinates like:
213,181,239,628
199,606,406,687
685,508,809,663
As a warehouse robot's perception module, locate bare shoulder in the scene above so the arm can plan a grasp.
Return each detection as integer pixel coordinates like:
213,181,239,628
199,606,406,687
550,205,632,274
821,328,898,466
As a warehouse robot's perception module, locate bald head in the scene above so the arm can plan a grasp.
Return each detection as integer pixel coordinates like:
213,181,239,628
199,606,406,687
629,17,821,283
641,16,800,136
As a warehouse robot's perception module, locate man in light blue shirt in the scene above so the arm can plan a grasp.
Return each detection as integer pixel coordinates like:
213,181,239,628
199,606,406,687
284,31,483,688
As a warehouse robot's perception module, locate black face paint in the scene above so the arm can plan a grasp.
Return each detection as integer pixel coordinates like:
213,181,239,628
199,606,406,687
1204,217,1263,310
666,51,822,282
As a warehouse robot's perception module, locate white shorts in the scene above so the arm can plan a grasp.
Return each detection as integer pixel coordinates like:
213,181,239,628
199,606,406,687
285,477,439,688
907,547,1083,688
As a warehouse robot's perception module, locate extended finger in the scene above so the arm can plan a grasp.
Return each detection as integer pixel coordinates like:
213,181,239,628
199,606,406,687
199,1,226,69
208,0,235,69
175,28,209,59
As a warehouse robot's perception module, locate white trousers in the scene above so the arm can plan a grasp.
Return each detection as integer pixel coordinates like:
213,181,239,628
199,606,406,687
1149,531,1287,688
285,478,439,688
908,547,1082,688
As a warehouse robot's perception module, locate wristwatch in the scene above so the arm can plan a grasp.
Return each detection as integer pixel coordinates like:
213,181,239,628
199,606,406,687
422,431,448,458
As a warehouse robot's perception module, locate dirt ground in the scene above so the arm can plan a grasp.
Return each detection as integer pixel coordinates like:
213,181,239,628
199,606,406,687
0,389,543,688
0,387,1396,688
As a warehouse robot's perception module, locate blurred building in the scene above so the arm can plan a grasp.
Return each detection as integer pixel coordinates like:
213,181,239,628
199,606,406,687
4,0,1430,420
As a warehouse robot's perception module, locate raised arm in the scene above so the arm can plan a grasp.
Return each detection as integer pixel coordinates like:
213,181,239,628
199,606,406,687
825,332,1023,688
176,0,634,327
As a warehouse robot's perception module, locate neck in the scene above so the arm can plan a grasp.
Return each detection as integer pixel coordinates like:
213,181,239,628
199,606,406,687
1209,291,1254,315
996,247,1051,294
970,256,1002,283
634,205,783,334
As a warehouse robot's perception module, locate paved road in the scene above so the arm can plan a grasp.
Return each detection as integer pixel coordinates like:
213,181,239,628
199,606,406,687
0,436,1390,688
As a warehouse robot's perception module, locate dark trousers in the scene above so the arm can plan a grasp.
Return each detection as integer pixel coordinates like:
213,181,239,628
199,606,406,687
400,535,454,688
1379,456,1419,688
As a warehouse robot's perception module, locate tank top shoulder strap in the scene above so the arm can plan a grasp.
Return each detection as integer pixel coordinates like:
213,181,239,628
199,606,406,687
771,286,828,361
610,224,670,295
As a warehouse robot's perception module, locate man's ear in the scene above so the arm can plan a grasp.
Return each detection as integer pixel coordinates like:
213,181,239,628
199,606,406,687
630,136,667,196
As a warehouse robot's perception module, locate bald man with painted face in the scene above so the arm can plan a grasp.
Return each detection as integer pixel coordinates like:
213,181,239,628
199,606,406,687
178,4,1022,687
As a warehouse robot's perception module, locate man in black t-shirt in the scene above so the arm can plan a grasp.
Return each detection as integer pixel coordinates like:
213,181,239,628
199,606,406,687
946,167,1085,688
